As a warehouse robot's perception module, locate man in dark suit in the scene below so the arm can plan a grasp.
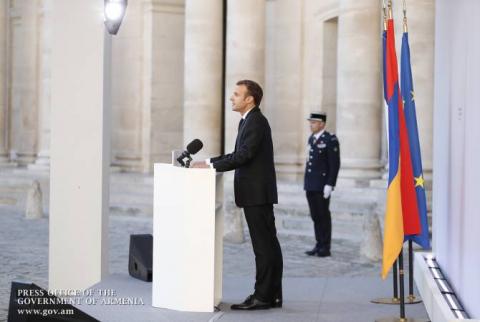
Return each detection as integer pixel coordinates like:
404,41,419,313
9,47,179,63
193,80,283,310
304,112,340,257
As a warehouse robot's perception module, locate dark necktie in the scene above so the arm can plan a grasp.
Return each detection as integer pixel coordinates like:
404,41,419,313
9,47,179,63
235,119,245,151
238,118,245,131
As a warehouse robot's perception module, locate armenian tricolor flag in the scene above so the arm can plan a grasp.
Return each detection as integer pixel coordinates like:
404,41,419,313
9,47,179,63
382,17,421,279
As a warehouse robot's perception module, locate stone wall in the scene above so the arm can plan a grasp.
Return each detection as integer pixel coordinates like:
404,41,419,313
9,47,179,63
0,0,435,183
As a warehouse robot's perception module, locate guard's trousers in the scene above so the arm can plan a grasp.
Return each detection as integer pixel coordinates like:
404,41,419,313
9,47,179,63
306,191,332,251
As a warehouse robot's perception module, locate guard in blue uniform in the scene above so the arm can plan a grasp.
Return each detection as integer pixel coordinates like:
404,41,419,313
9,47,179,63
304,113,340,257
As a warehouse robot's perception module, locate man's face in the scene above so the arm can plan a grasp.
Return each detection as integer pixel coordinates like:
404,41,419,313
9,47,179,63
230,85,253,114
309,120,325,133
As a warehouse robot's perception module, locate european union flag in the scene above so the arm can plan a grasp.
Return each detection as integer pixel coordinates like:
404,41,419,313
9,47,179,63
401,32,431,250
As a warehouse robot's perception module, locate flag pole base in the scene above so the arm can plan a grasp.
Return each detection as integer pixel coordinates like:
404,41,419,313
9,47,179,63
371,296,422,305
406,294,423,304
371,297,401,305
375,317,428,322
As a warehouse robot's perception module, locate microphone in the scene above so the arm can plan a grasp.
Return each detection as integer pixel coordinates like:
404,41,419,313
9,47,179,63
186,139,203,155
177,139,203,167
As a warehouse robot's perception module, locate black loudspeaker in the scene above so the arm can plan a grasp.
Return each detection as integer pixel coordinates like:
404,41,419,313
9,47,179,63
8,282,99,322
128,234,153,282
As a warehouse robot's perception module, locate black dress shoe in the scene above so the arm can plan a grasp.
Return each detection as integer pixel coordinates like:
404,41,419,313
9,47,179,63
271,286,282,308
233,294,254,306
317,249,331,257
231,295,271,310
271,297,282,308
305,247,318,256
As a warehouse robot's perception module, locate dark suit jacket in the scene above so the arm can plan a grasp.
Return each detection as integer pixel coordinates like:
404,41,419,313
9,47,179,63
211,107,278,207
304,131,341,191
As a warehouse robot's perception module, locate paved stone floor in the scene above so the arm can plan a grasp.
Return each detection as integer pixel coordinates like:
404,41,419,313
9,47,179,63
0,168,426,321
0,206,385,321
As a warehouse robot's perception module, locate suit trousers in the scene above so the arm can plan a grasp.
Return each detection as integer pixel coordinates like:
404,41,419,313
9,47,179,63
306,191,332,251
243,204,283,302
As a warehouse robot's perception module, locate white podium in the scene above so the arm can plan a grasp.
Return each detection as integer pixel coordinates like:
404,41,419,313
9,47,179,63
152,163,223,312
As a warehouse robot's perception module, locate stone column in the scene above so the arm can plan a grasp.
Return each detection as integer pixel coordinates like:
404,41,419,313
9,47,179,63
9,0,39,165
224,0,265,153
183,0,223,159
265,0,303,180
221,0,265,243
137,0,185,172
30,0,52,170
336,0,382,180
108,1,143,171
0,0,9,164
377,1,435,183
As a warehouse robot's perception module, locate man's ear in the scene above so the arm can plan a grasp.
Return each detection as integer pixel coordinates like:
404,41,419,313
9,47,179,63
245,95,254,104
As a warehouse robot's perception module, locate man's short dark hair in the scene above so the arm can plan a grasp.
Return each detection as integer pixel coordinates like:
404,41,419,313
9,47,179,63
236,80,263,106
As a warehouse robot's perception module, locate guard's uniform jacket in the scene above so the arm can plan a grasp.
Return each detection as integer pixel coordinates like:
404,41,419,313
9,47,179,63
304,131,340,192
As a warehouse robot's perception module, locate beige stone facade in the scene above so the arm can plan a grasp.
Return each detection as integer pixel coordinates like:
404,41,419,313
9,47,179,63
0,0,435,183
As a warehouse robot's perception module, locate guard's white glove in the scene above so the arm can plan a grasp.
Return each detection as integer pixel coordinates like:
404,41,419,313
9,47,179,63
323,185,333,199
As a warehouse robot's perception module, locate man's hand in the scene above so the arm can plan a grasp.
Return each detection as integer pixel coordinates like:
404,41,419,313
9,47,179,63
191,161,209,168
323,185,333,199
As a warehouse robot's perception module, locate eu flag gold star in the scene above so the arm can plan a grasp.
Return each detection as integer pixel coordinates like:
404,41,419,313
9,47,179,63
415,174,424,188
411,90,415,102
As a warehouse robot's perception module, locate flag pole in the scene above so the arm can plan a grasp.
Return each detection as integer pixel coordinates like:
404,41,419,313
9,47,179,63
371,260,401,304
393,260,399,300
376,251,427,322
376,1,427,320
371,4,400,306
386,1,399,303
407,241,422,303
383,0,388,31
399,249,406,319
402,0,422,305
408,241,414,299
370,259,400,304
371,1,401,306
388,0,393,20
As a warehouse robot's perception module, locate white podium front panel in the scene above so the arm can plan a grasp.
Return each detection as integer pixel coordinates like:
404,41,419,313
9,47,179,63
152,163,221,312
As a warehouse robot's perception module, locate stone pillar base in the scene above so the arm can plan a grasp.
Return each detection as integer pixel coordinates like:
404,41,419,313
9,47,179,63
274,155,304,182
336,159,381,188
111,156,143,173
336,159,382,188
339,158,382,177
360,213,382,261
0,155,12,166
28,155,50,171
222,173,245,244
26,180,44,219
275,163,303,182
15,155,37,166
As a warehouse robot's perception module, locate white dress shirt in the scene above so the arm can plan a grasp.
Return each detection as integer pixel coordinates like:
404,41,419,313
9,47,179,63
312,129,325,142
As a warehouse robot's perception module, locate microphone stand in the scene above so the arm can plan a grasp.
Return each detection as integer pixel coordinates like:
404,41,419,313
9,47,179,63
177,155,193,168
184,156,192,168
